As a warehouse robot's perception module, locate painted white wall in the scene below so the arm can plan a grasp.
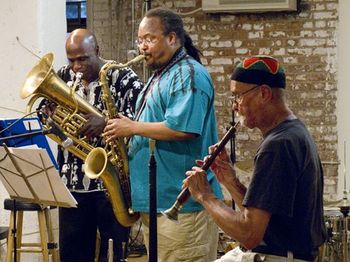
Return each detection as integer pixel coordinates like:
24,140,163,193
337,0,350,200
0,0,66,260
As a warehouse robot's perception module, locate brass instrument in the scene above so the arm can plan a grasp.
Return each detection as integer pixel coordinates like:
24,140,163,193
21,53,97,159
84,54,145,227
162,121,240,222
20,53,144,227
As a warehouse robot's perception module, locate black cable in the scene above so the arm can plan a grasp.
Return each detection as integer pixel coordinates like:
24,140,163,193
127,222,147,257
128,221,142,247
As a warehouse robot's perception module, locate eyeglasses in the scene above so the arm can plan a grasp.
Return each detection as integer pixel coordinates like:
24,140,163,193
136,36,160,47
231,85,260,105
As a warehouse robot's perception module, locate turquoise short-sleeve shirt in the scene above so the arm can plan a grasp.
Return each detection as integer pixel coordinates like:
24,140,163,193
129,53,223,213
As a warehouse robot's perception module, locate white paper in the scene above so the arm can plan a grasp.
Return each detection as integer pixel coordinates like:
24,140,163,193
23,119,41,131
0,146,77,208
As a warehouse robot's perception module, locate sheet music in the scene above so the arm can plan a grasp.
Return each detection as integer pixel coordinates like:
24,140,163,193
0,146,77,208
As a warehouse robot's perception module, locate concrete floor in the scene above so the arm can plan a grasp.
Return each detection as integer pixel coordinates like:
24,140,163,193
128,255,148,261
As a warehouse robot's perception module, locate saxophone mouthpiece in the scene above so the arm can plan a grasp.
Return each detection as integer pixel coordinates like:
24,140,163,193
130,54,145,64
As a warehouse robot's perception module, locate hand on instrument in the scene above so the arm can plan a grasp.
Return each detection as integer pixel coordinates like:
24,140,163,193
39,100,57,118
37,100,57,124
42,102,57,117
184,166,214,203
199,144,237,189
103,115,135,142
79,113,106,138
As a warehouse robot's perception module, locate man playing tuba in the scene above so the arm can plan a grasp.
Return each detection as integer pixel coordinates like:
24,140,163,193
38,29,144,262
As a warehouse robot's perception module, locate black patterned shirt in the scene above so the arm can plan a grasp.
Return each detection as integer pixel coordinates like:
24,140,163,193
55,64,143,192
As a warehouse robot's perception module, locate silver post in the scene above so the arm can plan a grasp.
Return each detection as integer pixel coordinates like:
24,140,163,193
121,241,128,261
108,238,113,262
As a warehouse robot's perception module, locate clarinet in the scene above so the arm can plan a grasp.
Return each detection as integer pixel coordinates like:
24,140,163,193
162,121,239,222
229,113,237,210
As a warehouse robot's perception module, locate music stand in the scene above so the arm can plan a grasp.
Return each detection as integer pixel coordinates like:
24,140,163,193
0,144,77,261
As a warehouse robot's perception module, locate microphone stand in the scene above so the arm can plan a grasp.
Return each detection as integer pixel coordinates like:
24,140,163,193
148,139,157,262
0,129,50,144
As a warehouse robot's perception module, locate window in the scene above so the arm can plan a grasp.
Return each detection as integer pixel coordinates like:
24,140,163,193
66,0,87,32
202,0,297,13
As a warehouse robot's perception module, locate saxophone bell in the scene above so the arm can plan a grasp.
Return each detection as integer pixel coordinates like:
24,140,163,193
85,147,139,226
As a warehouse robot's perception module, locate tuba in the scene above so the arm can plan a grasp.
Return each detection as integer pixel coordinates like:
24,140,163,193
20,53,144,227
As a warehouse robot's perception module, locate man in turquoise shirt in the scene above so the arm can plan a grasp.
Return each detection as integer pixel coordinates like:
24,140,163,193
104,7,222,261
128,51,221,213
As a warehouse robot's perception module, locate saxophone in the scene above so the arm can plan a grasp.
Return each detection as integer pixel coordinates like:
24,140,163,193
84,55,145,227
20,53,144,227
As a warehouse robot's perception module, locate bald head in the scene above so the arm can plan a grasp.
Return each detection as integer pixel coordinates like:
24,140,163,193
66,29,98,54
65,29,103,83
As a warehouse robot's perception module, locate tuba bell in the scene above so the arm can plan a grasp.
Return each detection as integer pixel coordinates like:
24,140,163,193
21,53,99,159
20,53,143,227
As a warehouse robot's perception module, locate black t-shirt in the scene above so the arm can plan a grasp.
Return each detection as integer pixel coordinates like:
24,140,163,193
243,119,327,259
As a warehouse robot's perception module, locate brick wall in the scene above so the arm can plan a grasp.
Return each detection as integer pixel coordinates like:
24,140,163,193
88,0,339,199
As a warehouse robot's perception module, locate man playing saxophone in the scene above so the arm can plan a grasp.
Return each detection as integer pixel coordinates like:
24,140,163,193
39,28,144,262
103,8,222,262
